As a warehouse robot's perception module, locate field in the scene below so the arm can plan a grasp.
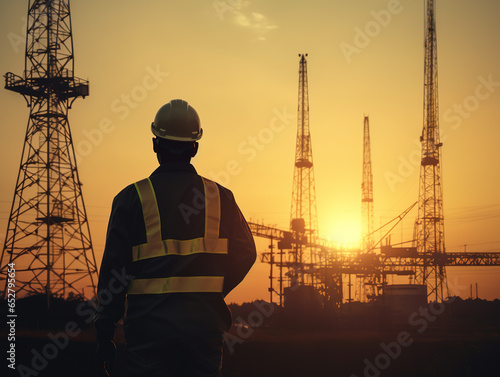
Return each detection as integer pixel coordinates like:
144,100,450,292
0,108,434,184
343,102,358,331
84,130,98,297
5,326,499,377
3,297,500,377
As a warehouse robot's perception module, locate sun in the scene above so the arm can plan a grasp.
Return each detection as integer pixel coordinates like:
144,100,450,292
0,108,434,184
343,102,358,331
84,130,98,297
322,217,361,247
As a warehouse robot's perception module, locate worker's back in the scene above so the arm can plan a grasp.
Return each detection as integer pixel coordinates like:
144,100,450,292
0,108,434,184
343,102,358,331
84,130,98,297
123,162,236,340
95,99,256,377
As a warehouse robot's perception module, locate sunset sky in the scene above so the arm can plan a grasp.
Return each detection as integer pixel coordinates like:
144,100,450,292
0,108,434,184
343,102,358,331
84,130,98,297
0,0,499,303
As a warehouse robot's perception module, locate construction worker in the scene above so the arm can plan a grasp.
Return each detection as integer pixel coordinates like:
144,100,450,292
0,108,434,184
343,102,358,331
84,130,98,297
94,99,257,377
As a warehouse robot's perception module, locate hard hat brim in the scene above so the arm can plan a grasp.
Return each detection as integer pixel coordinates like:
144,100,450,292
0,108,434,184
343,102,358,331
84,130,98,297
151,123,203,141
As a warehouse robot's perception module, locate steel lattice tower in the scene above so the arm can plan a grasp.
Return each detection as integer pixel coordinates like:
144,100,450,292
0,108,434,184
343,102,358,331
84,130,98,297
360,115,378,301
0,0,97,305
414,0,447,301
361,116,374,254
290,53,319,286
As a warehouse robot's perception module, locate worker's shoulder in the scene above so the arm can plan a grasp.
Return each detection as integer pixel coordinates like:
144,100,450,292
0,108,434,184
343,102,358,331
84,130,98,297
111,181,141,205
200,176,235,201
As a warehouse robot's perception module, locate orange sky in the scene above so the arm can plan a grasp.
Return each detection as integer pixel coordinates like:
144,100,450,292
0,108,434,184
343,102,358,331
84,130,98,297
0,0,499,303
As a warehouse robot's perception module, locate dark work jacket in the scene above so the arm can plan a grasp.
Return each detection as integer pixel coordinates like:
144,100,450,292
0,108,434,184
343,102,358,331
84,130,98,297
94,162,256,341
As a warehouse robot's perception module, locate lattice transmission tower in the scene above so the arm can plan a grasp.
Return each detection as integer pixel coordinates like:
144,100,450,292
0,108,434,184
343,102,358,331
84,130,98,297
290,53,319,287
414,0,447,301
0,0,97,305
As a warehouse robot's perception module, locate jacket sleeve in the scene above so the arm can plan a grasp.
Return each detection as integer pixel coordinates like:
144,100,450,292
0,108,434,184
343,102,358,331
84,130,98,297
222,190,257,297
94,189,135,339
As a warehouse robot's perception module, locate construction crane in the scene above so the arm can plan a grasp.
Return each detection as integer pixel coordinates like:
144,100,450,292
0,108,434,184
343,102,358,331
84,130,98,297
0,0,97,308
413,0,446,301
248,40,500,305
246,54,343,309
361,116,374,255
289,53,319,288
359,115,377,300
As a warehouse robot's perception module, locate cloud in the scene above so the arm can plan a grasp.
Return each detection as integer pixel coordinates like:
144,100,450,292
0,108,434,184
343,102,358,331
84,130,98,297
235,11,251,27
252,12,264,21
228,3,277,40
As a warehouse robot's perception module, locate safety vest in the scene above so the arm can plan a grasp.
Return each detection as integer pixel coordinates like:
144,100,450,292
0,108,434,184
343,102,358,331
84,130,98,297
127,177,228,295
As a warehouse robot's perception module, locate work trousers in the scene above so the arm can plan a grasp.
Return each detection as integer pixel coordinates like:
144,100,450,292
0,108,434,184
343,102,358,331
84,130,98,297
123,336,224,377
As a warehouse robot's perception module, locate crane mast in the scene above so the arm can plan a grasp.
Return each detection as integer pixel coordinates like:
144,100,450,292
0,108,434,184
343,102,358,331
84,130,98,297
414,0,447,301
361,115,374,254
290,53,319,287
360,115,378,301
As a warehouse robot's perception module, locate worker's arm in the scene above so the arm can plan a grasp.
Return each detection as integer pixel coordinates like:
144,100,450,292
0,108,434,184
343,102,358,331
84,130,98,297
93,189,136,376
222,190,257,297
94,189,136,337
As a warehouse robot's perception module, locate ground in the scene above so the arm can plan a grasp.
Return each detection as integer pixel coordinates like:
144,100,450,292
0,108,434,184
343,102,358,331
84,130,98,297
6,328,500,377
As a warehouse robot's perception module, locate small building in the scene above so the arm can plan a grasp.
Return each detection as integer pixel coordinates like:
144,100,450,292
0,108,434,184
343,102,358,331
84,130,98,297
383,284,427,326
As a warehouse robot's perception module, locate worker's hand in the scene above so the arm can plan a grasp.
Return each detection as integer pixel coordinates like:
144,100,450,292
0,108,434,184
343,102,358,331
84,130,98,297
96,339,116,377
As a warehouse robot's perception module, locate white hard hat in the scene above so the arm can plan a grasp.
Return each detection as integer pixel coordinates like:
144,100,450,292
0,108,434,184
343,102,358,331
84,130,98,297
151,99,202,141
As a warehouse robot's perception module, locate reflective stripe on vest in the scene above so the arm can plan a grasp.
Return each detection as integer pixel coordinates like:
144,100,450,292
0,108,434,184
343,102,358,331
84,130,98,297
132,177,228,261
128,276,224,295
128,177,227,295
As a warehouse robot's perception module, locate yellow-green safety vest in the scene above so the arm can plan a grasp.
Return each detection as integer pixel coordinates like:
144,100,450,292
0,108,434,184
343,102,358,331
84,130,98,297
127,177,228,295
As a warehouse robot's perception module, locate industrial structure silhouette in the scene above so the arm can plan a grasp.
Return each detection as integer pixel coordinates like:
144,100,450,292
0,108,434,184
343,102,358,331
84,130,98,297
248,0,500,308
414,0,446,302
1,0,499,311
0,0,97,307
